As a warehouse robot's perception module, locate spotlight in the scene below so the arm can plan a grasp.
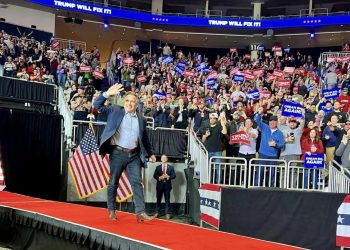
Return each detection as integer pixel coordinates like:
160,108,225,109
103,20,109,28
310,32,315,38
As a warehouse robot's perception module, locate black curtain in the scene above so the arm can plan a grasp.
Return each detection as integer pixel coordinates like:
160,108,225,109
0,108,62,200
220,188,346,250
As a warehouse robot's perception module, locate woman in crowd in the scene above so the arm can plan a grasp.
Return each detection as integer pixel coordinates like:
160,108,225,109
301,128,325,189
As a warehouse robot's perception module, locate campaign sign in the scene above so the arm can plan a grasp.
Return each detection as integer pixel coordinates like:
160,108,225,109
162,56,174,65
273,69,284,78
304,154,325,169
230,67,239,76
259,90,271,99
281,101,304,118
322,88,341,100
208,71,218,79
229,131,249,145
257,45,265,51
174,66,185,75
279,79,291,89
284,67,295,74
247,89,260,100
233,73,244,83
253,68,264,77
244,73,255,81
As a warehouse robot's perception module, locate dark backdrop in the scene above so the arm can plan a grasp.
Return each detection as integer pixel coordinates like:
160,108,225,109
0,108,62,200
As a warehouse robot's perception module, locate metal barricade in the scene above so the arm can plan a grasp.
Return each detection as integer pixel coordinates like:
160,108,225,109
248,158,287,188
144,116,155,129
208,156,247,187
188,129,208,183
329,160,350,193
286,160,325,191
58,87,73,147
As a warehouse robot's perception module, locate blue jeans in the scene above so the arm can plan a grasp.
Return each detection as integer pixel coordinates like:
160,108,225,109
209,151,223,184
107,148,144,214
254,153,278,187
303,168,320,189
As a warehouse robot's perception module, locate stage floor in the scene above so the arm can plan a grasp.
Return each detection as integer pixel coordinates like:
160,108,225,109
0,191,303,250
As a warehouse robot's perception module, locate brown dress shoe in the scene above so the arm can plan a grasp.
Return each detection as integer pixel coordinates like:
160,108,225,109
165,214,171,220
109,210,117,220
136,212,155,222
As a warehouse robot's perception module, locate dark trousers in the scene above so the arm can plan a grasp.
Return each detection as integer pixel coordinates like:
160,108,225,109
156,185,171,214
107,148,144,214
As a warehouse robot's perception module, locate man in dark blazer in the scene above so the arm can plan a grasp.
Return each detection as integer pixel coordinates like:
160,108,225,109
153,154,176,219
93,83,156,222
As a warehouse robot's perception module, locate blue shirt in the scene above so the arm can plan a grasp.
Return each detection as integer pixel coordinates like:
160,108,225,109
255,114,285,157
110,111,139,149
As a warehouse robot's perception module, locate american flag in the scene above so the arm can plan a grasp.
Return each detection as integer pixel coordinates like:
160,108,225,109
198,184,222,228
0,158,5,191
68,127,133,201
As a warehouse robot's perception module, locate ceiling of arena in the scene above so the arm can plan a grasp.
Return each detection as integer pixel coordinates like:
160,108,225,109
9,0,350,49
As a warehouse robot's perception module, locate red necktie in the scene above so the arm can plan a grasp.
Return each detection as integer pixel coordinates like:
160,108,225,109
162,165,166,174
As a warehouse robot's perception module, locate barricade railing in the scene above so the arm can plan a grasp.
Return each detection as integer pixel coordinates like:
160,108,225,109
53,38,87,53
318,51,350,65
188,129,208,183
208,156,247,187
329,160,350,193
58,87,73,147
72,120,106,147
286,160,325,191
248,158,287,188
144,116,154,129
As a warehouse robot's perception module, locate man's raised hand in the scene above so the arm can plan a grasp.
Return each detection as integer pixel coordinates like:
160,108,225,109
106,84,124,97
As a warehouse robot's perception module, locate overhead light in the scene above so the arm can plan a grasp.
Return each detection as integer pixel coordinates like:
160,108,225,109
103,20,109,28
310,32,315,38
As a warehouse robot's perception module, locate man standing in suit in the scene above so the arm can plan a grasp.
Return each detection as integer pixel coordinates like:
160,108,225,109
153,154,176,220
94,83,157,222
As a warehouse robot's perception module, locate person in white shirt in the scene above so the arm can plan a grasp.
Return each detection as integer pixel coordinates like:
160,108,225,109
238,118,258,186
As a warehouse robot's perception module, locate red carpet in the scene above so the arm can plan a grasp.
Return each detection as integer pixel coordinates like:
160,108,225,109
0,191,302,250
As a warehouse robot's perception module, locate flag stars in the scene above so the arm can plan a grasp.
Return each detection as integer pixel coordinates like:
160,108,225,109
338,215,344,224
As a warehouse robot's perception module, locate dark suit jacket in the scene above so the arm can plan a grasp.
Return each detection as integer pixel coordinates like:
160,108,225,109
153,164,176,189
93,93,154,167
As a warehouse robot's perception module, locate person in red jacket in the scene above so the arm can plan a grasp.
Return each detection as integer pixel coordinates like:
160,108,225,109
336,88,350,113
301,128,325,189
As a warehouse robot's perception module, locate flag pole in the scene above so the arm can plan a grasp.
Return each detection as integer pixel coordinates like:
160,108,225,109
85,113,95,206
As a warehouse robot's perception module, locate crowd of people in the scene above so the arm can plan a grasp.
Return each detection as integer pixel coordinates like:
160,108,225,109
1,26,350,188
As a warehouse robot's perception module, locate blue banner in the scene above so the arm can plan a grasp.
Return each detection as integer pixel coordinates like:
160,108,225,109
30,0,350,29
177,62,186,69
247,89,260,100
162,56,174,65
196,62,206,72
233,74,244,83
281,101,304,118
207,79,216,87
257,45,265,51
322,88,341,100
174,66,184,75
304,154,325,169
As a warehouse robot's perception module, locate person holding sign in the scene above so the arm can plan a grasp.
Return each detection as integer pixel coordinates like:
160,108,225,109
254,107,285,187
335,129,350,169
238,118,258,186
301,128,325,189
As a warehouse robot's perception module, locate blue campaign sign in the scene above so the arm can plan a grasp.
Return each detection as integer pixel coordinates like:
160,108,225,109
30,0,350,29
233,74,244,83
322,88,341,100
162,56,173,65
257,45,265,51
281,101,304,118
247,89,260,100
304,154,325,169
